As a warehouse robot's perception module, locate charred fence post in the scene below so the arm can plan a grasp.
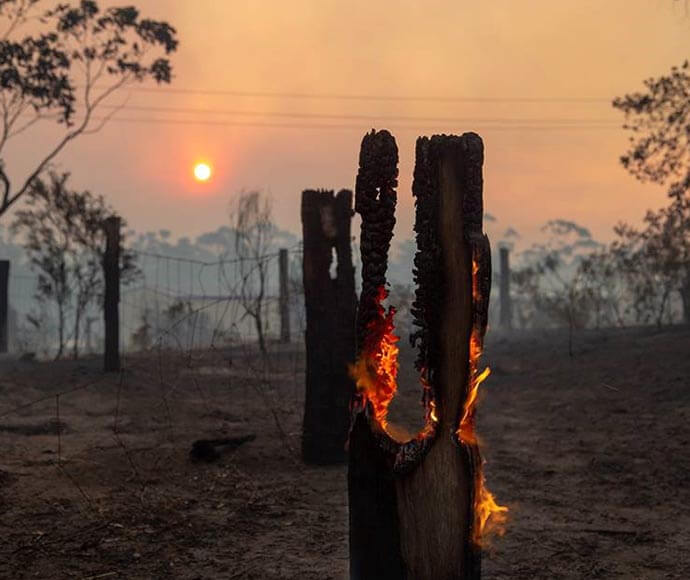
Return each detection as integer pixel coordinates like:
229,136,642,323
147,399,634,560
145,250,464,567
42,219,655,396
103,216,121,372
349,130,498,580
301,189,356,464
0,260,9,353
499,245,512,330
279,248,291,343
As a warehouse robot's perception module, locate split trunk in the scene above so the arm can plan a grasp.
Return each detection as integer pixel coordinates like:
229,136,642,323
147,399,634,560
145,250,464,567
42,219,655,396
349,131,491,580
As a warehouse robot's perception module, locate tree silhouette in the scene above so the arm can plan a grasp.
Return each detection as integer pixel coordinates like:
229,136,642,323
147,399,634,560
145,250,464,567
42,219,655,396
613,61,690,200
614,61,690,322
0,0,177,217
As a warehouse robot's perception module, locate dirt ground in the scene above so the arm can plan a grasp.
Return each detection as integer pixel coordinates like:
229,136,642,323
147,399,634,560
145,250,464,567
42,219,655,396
1,325,689,579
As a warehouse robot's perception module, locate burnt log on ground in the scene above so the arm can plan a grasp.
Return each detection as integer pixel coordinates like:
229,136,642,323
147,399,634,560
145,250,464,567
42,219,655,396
189,434,256,462
301,189,357,464
349,130,496,580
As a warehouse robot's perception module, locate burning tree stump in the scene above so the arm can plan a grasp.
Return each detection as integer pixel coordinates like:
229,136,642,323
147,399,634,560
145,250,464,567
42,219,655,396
348,130,506,579
301,189,357,464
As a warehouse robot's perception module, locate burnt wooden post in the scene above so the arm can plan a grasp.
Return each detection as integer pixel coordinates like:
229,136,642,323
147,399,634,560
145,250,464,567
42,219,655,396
349,130,498,579
301,189,356,464
103,216,121,372
279,248,291,343
0,260,9,353
499,245,512,330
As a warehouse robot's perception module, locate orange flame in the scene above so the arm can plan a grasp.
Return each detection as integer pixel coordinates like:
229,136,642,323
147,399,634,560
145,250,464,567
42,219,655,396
457,259,508,547
350,286,400,429
350,264,507,548
457,332,490,446
475,469,508,543
419,370,439,437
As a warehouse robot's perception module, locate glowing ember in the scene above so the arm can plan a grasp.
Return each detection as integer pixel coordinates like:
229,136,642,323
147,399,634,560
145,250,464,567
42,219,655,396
350,286,400,429
419,370,439,437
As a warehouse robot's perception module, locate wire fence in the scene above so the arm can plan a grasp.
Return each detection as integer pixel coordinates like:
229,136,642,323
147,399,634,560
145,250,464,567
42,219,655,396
5,244,305,361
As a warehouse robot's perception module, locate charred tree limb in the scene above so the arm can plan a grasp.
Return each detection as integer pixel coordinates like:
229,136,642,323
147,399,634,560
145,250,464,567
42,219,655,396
355,130,398,348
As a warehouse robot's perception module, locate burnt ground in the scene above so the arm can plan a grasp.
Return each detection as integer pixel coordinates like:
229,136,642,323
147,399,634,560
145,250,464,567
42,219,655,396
0,325,689,579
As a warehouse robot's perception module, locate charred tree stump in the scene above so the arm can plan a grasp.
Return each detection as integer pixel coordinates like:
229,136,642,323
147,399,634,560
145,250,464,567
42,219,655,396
301,189,357,464
499,246,512,330
279,248,291,343
103,216,121,372
349,130,499,580
0,260,8,353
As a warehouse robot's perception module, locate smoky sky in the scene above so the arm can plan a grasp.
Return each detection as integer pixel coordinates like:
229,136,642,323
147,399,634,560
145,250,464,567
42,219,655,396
3,0,688,245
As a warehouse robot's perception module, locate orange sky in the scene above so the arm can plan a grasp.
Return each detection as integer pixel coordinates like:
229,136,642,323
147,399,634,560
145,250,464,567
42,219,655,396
4,0,690,247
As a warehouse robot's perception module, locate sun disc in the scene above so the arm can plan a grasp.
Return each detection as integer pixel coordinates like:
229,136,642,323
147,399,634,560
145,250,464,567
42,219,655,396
194,162,212,182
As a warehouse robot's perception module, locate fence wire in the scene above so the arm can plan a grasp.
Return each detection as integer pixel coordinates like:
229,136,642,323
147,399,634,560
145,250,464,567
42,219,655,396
5,244,304,361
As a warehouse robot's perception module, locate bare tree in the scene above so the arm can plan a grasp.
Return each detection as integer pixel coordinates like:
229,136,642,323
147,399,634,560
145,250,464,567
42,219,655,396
0,0,177,217
231,190,275,354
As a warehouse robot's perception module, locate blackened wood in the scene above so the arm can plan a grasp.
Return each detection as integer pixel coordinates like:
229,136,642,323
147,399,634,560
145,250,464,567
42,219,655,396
349,131,488,580
301,189,356,464
279,248,290,343
348,412,405,580
103,216,121,372
349,130,404,578
354,130,398,347
499,246,512,329
0,260,8,353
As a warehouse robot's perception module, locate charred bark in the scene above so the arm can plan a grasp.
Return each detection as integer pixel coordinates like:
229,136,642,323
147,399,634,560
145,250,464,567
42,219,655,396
349,131,491,580
301,189,357,464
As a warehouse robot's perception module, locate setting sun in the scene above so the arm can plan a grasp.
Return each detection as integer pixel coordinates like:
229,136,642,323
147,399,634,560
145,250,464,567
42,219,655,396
193,162,212,182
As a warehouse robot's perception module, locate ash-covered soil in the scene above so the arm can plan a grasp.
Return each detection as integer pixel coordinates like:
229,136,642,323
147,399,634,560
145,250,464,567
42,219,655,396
0,325,688,579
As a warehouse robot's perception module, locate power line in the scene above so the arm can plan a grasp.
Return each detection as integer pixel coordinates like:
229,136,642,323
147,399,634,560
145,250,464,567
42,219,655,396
99,103,621,125
88,114,621,132
121,85,612,103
